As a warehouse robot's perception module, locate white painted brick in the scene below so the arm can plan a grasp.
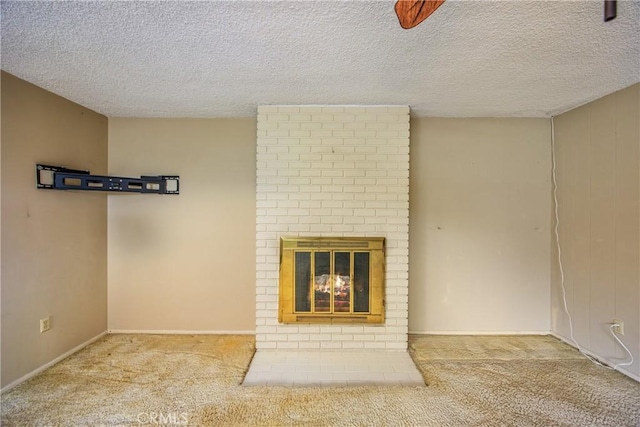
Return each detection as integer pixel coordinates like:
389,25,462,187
374,334,398,342
267,145,289,153
297,106,324,113
320,217,343,224
331,209,353,216
289,193,312,200
343,201,365,208
256,294,277,303
299,216,321,224
355,114,377,121
395,318,409,327
344,170,366,177
322,154,344,162
310,224,333,233
256,325,278,334
296,326,319,334
333,114,356,122
288,334,310,341
277,342,300,349
353,131,377,138
301,154,322,161
353,334,376,341
333,146,355,153
257,342,277,349
342,326,364,334
353,161,377,169
276,107,302,113
299,201,321,208
353,209,375,217
311,145,333,153
257,105,409,350
343,217,365,225
290,114,311,121
288,161,311,169
266,130,291,138
364,342,386,349
310,193,331,201
310,334,332,341
301,122,322,130
343,154,366,162
278,200,300,208
322,122,344,130
364,201,387,209
309,130,333,138
344,121,367,130
277,217,298,224
313,178,333,185
321,106,345,113
322,137,345,146
344,138,367,145
289,130,311,138
385,342,408,350
288,224,310,232
366,122,388,130
311,113,334,122
333,161,356,169
299,342,321,349
279,122,301,130
342,341,365,349
277,153,299,161
333,334,354,341
321,342,344,349
332,193,354,201
287,208,310,216
343,185,365,193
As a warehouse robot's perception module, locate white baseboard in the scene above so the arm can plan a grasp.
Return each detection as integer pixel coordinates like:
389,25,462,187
107,329,256,335
409,330,549,335
1,331,108,393
550,332,639,382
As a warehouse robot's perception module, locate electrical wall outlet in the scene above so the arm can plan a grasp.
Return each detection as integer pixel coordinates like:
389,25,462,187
612,319,624,335
40,317,51,333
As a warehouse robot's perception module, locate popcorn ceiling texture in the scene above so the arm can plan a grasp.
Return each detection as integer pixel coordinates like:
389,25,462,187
1,1,638,118
256,105,410,350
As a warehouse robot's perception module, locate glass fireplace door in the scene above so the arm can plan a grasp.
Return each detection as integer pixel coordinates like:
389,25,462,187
293,250,371,316
279,236,384,324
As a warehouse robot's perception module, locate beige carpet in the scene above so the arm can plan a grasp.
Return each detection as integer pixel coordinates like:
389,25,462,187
1,334,638,426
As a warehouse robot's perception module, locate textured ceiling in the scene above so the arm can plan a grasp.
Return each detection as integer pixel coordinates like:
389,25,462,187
2,1,639,118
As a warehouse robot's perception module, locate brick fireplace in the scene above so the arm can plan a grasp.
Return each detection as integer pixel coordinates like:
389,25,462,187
255,105,410,351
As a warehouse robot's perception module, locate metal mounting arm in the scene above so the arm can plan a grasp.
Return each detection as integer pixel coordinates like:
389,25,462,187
36,164,179,194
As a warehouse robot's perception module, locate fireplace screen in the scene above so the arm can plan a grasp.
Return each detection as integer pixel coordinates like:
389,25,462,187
279,237,385,323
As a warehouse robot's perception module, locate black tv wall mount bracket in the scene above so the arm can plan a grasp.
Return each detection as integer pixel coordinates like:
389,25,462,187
36,164,179,194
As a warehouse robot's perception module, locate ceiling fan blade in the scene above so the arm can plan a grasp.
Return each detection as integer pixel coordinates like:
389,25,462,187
395,0,446,29
604,0,616,21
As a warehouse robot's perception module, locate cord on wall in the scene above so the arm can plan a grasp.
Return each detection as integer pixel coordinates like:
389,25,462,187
551,116,634,372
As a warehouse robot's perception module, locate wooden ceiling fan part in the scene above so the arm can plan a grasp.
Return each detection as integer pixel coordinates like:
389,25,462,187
395,0,446,29
604,0,616,22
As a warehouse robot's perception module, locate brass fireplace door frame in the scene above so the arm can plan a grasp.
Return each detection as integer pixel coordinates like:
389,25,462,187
278,236,385,324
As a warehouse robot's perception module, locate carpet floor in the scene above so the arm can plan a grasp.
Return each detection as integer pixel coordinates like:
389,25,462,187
1,334,638,426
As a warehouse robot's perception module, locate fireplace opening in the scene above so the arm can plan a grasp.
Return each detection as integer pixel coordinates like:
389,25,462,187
279,237,385,323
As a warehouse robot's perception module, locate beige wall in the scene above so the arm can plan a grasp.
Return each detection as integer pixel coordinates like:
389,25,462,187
409,118,551,333
552,83,639,379
1,72,108,388
108,118,256,332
